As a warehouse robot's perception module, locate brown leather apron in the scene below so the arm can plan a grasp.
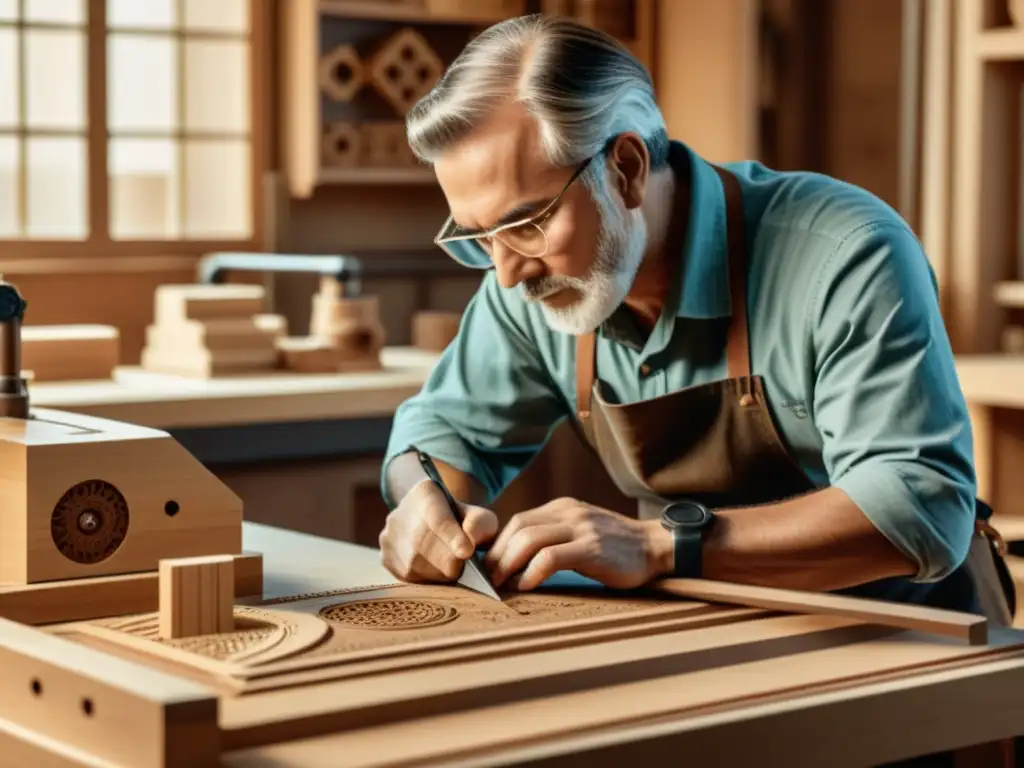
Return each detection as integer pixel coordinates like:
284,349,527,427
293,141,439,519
573,164,1014,624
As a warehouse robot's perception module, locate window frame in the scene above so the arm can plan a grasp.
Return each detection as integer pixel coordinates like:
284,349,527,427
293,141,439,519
0,0,270,258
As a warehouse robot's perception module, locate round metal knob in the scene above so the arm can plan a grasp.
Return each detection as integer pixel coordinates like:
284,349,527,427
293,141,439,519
77,510,101,534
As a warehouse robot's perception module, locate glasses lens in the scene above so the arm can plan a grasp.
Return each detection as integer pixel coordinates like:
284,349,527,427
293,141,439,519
494,222,547,257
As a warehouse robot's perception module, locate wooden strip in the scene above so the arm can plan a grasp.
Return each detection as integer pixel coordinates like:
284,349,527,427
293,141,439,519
0,552,262,625
653,578,988,645
0,617,219,768
220,615,894,748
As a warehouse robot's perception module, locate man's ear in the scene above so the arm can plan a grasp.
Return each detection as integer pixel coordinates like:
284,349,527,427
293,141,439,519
607,133,649,209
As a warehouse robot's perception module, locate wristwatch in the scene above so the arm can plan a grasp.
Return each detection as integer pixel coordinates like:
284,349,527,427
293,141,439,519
660,499,716,578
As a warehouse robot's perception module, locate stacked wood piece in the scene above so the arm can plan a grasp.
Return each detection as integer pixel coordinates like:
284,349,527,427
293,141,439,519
141,285,287,378
21,324,120,381
288,277,386,373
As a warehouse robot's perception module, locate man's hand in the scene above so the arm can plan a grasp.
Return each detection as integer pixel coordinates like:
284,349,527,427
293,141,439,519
481,498,672,591
379,478,499,583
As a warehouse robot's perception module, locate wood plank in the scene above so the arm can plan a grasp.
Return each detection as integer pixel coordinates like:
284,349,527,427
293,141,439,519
222,630,1024,767
0,552,262,626
652,578,988,644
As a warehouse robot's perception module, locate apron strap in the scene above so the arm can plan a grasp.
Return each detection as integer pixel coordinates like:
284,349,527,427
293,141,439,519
712,166,752,380
576,330,596,420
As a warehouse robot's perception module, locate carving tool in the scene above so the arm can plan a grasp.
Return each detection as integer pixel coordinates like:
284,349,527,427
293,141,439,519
416,451,503,602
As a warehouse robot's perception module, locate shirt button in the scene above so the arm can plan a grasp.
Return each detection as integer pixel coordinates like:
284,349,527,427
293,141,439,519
639,364,652,377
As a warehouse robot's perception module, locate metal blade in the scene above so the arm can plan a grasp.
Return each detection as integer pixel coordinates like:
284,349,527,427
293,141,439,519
458,554,502,601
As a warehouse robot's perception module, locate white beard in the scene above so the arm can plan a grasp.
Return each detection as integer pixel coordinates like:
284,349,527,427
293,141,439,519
521,180,647,336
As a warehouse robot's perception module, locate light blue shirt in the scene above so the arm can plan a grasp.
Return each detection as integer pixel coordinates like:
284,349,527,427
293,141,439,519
383,142,976,583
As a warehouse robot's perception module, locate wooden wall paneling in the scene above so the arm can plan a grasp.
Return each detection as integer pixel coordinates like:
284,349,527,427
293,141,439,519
756,0,828,172
918,0,954,315
819,0,904,210
655,0,760,162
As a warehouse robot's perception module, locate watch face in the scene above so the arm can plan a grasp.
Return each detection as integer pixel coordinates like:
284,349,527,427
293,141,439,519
663,500,711,528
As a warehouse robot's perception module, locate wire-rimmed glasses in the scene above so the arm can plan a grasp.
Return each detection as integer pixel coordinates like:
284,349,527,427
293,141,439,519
434,155,595,268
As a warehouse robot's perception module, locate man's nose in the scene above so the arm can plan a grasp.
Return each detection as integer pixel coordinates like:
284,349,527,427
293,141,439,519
492,241,544,288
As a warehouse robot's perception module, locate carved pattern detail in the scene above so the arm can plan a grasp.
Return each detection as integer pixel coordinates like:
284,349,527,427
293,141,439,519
87,606,331,665
319,598,458,631
50,479,130,564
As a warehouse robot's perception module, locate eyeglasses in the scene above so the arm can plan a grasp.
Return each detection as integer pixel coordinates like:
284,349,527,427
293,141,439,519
434,155,596,269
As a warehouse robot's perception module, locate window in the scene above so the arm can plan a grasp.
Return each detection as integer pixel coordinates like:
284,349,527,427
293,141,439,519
0,0,264,256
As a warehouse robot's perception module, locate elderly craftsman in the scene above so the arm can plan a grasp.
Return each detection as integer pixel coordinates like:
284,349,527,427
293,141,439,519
377,14,1011,618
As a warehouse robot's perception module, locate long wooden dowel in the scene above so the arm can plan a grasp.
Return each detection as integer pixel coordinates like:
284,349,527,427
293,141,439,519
652,578,988,646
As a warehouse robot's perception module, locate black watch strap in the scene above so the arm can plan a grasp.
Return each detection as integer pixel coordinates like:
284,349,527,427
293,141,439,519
672,527,703,578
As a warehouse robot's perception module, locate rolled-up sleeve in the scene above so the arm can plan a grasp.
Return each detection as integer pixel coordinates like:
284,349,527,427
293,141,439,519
381,272,567,507
810,221,976,581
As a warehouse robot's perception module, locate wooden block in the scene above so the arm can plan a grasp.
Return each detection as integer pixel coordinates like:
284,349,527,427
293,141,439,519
21,324,120,381
275,336,341,373
158,555,236,640
319,43,364,101
154,284,267,326
322,122,361,168
412,310,462,351
368,27,443,115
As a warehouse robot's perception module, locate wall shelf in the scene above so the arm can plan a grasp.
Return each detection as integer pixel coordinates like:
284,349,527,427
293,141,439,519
279,0,655,198
976,26,1024,59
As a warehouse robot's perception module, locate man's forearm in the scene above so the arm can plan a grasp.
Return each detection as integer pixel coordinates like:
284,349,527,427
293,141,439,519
385,450,490,508
647,487,918,591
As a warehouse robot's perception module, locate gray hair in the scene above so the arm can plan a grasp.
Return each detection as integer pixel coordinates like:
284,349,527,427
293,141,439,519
405,14,669,171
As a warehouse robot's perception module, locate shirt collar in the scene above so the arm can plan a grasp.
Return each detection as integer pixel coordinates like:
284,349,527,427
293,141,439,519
669,141,733,319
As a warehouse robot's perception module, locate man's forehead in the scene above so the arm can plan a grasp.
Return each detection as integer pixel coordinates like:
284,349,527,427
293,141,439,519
434,102,562,230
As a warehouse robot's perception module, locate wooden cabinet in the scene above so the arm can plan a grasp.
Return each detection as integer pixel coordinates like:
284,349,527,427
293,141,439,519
278,0,655,198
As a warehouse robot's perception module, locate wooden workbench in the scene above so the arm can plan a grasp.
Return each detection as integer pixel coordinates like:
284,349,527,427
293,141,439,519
6,521,1023,767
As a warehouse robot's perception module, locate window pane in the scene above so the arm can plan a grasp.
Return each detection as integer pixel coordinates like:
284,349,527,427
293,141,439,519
0,0,17,21
24,0,85,24
26,137,86,238
184,39,248,133
107,0,176,29
25,29,85,129
183,0,248,33
184,140,249,238
0,136,18,237
109,138,179,238
108,34,177,132
0,29,16,128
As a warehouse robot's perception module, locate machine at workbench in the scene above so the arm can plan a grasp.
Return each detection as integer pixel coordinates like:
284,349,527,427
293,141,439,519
0,275,1022,767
